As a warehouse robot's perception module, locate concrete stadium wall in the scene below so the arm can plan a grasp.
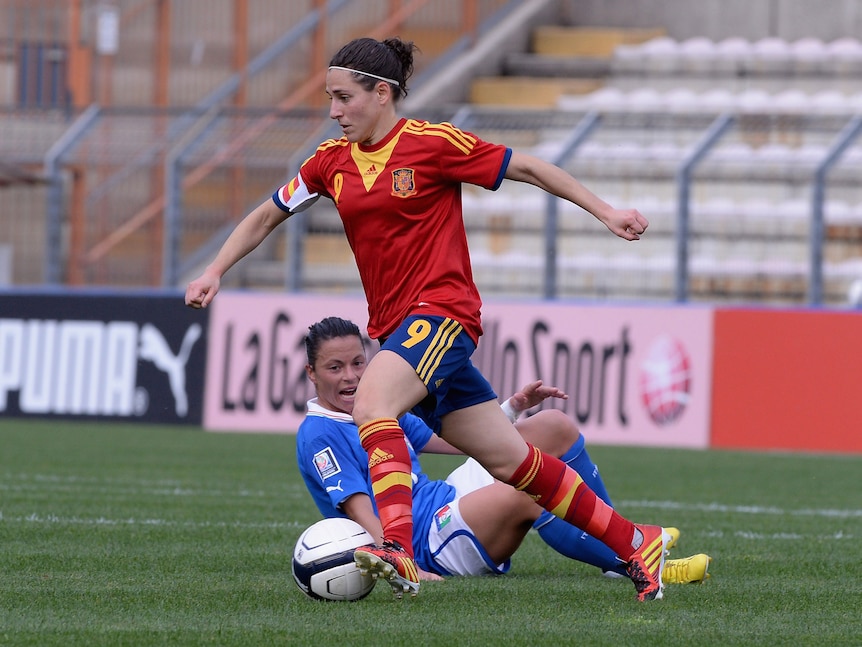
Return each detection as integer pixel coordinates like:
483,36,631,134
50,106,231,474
563,0,862,41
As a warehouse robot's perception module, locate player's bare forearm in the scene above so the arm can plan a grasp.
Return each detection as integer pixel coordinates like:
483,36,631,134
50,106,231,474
214,200,288,273
185,200,289,308
342,494,385,544
505,151,648,240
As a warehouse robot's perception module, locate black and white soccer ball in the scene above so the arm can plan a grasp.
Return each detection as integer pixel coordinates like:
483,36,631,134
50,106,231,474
292,517,376,601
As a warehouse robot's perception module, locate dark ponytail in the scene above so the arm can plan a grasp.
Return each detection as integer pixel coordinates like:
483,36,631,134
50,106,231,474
329,37,418,101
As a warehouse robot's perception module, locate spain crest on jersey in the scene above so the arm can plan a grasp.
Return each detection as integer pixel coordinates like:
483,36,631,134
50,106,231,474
391,168,417,198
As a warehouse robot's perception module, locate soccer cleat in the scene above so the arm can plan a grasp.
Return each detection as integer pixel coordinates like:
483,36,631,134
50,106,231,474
663,553,712,585
603,527,680,579
664,527,680,552
625,525,672,602
354,540,420,599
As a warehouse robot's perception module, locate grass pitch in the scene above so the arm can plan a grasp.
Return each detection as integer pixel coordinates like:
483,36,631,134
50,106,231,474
1,419,860,646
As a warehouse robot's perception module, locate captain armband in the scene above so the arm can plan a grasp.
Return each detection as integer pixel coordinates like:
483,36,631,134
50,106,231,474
273,173,320,214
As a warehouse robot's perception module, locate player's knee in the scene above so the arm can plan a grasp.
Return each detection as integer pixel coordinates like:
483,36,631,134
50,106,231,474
487,482,543,523
512,490,543,522
351,398,396,429
533,409,580,457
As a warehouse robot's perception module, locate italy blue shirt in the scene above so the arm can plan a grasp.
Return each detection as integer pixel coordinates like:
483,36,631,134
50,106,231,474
296,399,457,573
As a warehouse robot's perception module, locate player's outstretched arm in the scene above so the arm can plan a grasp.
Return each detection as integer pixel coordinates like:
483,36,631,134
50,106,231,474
184,199,289,309
504,150,649,241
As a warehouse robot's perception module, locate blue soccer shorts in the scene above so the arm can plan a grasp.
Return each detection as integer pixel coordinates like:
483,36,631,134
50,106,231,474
380,314,497,434
422,457,511,576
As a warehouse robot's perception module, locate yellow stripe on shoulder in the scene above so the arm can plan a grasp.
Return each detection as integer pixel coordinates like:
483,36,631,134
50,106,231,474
437,121,478,146
315,137,349,153
404,120,475,155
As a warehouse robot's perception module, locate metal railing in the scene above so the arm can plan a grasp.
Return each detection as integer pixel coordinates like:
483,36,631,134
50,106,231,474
37,0,516,287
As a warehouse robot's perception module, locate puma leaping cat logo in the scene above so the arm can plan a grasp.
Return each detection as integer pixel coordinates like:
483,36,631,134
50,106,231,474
139,323,202,416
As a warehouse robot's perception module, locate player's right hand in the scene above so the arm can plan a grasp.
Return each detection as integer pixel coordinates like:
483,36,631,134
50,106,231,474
185,273,220,309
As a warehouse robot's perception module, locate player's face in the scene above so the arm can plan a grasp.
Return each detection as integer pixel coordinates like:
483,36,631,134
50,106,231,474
307,335,367,415
326,68,393,145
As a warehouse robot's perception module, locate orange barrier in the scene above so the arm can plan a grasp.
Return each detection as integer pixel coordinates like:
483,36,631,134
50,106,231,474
711,309,862,453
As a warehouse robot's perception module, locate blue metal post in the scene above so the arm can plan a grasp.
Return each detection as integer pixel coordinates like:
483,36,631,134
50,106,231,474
674,113,734,302
42,105,101,284
810,115,862,305
544,111,601,299
162,108,221,287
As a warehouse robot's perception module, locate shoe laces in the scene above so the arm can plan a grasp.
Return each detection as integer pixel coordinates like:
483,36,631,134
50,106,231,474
381,539,407,554
663,558,690,583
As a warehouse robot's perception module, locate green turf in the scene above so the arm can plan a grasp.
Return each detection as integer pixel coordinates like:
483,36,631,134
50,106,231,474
1,419,860,646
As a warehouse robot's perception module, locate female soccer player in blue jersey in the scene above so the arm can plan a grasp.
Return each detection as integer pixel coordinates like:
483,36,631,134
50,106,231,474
297,317,711,585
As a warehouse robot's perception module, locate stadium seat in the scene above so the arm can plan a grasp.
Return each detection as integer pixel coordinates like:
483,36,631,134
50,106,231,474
698,88,737,112
664,88,700,112
641,37,682,74
811,90,852,114
791,38,827,71
751,37,793,73
772,89,811,113
714,37,754,74
678,37,718,74
736,88,773,113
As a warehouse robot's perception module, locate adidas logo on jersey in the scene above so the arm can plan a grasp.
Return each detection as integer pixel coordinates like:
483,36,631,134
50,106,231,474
363,164,379,176
368,447,394,468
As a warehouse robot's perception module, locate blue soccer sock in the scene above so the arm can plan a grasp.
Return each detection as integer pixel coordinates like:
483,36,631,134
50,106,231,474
533,435,627,576
534,512,627,575
559,434,612,507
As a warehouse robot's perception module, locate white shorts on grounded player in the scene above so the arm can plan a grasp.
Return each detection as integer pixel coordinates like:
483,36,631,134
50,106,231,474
423,458,510,577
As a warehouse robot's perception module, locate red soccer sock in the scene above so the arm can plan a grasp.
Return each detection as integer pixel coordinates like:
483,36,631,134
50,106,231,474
508,443,639,560
358,418,414,556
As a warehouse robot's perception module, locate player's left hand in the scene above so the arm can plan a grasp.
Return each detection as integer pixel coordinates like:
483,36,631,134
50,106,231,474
185,271,220,309
418,568,444,582
604,207,649,241
510,380,568,414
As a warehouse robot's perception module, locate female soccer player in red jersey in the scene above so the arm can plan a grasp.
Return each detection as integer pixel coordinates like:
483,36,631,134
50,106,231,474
185,37,669,602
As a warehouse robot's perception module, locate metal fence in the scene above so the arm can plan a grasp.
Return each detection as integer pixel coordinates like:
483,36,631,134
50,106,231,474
3,1,862,306
448,106,862,306
5,102,862,306
0,0,515,286
1,0,495,110
205,103,862,308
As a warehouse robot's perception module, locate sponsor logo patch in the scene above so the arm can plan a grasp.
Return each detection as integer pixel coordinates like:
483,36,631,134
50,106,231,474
313,447,342,480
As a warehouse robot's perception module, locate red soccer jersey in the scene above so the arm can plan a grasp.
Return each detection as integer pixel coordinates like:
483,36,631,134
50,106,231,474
273,118,511,342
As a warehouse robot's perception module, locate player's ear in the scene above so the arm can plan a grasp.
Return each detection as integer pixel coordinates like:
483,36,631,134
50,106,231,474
376,81,392,102
305,364,317,384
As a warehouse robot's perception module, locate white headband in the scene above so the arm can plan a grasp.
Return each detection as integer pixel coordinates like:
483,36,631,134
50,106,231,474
328,65,400,87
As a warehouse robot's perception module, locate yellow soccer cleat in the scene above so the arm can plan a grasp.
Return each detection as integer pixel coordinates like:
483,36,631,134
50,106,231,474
662,553,712,584
664,527,680,552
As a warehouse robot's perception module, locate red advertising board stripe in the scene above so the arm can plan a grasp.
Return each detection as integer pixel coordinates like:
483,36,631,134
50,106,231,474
711,309,862,453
